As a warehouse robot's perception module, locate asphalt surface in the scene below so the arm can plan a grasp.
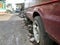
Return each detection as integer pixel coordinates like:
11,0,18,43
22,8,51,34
0,15,33,45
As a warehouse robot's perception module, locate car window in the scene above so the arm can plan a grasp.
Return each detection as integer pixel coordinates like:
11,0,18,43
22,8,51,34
24,0,50,8
30,0,51,6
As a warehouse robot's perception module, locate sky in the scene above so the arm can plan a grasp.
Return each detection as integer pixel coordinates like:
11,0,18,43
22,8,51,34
6,0,25,4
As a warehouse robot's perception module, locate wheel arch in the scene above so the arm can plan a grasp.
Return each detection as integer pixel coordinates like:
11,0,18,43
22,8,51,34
33,12,40,18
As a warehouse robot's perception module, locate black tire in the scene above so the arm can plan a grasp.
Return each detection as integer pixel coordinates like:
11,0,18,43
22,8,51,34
33,16,54,45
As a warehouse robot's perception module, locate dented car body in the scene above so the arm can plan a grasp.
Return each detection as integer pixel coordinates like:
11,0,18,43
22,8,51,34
25,0,60,44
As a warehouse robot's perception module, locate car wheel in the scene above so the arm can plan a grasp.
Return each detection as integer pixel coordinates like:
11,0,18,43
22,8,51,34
33,16,54,45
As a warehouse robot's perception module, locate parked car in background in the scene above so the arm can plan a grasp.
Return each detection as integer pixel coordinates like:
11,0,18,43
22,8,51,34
24,0,60,45
15,8,20,13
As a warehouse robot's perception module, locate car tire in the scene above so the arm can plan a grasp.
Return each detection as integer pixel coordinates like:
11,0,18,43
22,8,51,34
33,16,54,45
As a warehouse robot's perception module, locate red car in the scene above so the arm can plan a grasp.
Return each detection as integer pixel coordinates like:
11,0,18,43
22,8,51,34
24,0,60,45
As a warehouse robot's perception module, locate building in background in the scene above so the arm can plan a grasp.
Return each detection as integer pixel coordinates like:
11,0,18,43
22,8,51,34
6,0,25,10
0,0,6,13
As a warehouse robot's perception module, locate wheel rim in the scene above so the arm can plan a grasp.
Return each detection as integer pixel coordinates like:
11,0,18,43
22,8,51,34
33,21,40,43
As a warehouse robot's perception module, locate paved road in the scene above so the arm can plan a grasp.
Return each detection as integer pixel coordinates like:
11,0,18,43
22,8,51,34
0,15,33,45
